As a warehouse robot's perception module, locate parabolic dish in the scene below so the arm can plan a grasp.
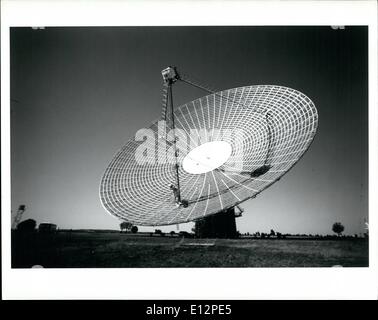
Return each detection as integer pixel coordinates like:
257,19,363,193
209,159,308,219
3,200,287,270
100,85,318,226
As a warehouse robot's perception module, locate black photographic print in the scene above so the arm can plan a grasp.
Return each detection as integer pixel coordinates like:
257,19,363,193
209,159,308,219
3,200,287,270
10,26,368,268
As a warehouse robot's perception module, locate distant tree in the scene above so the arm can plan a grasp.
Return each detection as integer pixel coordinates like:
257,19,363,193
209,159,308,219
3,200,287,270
170,231,175,237
131,226,138,233
120,222,133,233
332,222,345,236
270,229,276,236
17,219,36,233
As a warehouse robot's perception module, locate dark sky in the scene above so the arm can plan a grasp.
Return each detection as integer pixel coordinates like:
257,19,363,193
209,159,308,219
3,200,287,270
11,26,368,235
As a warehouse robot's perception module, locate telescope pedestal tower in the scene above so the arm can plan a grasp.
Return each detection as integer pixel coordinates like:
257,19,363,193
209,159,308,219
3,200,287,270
194,207,243,239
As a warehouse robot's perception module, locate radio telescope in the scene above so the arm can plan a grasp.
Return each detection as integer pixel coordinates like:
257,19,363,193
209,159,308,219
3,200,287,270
100,67,318,232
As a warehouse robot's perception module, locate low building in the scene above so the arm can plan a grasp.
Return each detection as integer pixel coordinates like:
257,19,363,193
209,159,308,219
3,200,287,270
38,223,57,233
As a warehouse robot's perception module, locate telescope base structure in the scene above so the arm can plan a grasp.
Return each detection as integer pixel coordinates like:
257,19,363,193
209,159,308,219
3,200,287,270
194,207,238,239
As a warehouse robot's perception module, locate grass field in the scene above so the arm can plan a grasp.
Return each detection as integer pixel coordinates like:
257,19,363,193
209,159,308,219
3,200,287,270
11,231,368,268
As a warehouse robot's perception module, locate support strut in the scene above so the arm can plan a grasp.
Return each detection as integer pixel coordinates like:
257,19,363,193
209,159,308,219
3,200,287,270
168,82,182,203
161,66,183,205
